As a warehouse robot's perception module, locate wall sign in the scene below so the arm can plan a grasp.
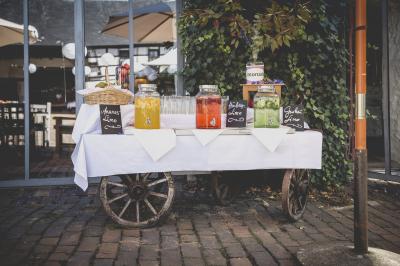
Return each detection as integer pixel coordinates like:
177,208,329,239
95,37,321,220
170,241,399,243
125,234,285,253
226,100,247,128
282,105,304,131
246,63,264,84
100,105,123,134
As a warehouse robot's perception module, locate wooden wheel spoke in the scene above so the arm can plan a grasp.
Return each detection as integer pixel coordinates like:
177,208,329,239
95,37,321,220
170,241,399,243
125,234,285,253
290,181,296,190
221,185,229,199
291,199,298,214
294,170,302,183
297,196,304,211
215,187,221,199
297,169,303,178
144,198,158,215
142,173,151,182
291,172,296,181
147,178,167,187
149,191,168,199
297,171,303,182
301,170,308,183
292,169,298,180
298,171,309,194
299,180,308,194
288,189,295,200
126,175,134,185
108,193,128,204
118,199,132,218
136,201,140,223
300,179,309,186
108,181,127,188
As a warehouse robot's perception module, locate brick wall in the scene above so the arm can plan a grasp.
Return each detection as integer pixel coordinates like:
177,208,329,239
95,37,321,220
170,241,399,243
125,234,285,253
389,0,400,165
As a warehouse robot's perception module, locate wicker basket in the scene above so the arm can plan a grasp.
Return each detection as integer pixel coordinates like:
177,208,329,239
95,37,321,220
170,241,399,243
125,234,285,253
84,88,133,105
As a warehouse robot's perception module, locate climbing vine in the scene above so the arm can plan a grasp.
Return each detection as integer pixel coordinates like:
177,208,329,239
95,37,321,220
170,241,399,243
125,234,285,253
179,0,352,188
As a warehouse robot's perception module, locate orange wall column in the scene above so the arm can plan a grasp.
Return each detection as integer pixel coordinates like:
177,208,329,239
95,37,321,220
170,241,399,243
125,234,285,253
355,0,367,150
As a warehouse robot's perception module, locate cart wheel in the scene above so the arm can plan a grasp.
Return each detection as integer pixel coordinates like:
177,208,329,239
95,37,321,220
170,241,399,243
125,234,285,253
211,173,238,205
282,169,309,221
99,172,175,228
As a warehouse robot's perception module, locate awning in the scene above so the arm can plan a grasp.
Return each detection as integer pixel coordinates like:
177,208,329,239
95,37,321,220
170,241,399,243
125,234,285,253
143,48,177,66
0,18,39,47
102,3,175,44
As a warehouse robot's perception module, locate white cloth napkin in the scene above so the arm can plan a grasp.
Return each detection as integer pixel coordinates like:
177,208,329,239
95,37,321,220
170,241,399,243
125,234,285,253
192,129,225,146
251,127,290,152
132,129,176,161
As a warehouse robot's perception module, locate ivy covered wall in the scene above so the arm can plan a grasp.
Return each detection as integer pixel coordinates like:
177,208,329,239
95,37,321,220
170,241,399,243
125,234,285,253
179,0,351,188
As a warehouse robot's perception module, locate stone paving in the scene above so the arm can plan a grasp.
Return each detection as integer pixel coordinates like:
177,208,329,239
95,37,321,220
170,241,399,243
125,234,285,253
0,182,399,266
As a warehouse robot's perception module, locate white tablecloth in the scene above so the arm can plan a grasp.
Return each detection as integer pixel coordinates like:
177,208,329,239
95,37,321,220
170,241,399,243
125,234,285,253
71,104,322,191
72,130,323,191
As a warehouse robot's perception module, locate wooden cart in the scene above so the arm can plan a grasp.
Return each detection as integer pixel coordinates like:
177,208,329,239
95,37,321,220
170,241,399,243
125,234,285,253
72,120,320,229
98,168,309,228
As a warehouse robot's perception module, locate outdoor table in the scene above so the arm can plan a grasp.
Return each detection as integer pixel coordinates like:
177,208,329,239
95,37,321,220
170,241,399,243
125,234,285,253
72,104,323,228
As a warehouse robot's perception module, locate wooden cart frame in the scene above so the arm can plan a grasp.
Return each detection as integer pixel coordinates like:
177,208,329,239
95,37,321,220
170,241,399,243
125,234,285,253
99,168,309,228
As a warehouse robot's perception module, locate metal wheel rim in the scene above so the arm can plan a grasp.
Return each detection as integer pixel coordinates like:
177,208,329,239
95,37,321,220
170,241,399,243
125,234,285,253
99,172,175,228
282,169,309,221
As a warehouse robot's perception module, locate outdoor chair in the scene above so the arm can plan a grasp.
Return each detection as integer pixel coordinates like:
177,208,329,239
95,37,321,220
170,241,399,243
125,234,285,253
31,102,52,147
0,102,51,148
53,116,75,155
0,103,25,146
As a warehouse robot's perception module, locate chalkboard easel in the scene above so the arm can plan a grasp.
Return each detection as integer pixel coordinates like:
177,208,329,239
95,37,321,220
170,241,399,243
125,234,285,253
99,105,123,134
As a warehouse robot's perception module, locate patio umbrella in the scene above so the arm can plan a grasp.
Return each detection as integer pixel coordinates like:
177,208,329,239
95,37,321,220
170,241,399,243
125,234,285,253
0,18,39,47
102,3,175,43
143,48,177,66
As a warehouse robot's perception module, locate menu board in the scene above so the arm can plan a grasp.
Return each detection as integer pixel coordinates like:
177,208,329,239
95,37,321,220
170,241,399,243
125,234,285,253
282,105,304,131
99,105,123,134
226,100,247,128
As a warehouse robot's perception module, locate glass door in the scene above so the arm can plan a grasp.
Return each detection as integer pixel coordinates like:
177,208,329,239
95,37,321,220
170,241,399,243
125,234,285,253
28,1,76,179
0,2,25,180
388,0,400,176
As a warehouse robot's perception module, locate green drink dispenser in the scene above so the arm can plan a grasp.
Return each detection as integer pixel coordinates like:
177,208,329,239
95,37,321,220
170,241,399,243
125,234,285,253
254,84,280,128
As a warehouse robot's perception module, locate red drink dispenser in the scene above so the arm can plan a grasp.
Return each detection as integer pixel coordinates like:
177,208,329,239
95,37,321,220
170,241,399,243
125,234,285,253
196,85,221,129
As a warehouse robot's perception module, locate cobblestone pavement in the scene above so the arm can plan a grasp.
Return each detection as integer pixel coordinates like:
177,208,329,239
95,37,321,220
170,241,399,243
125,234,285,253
0,182,399,266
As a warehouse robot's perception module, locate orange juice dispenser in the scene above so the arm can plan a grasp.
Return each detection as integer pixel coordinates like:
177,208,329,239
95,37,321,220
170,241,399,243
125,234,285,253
134,84,160,129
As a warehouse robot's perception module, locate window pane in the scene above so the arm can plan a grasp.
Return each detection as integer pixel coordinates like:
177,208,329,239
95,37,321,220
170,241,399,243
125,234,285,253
0,0,25,180
368,0,400,177
28,0,76,178
388,2,400,176
138,47,147,55
367,0,385,173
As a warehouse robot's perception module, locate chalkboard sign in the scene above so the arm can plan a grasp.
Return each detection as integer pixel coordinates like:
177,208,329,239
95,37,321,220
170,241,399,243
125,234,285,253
99,105,123,134
282,105,304,131
226,100,247,128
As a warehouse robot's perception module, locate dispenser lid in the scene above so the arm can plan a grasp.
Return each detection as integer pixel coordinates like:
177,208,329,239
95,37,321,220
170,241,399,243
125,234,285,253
257,84,275,93
139,84,157,90
199,85,218,92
